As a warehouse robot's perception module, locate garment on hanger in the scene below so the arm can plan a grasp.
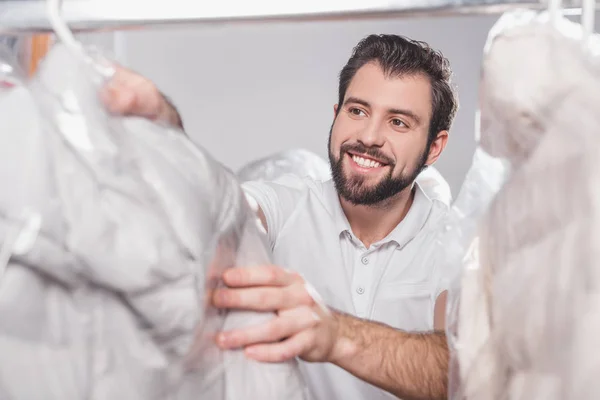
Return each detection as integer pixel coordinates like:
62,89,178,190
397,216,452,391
415,165,453,206
0,44,306,400
447,9,600,400
0,36,27,88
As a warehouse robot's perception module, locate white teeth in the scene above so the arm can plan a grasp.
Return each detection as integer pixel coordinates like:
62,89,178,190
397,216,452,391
352,155,382,169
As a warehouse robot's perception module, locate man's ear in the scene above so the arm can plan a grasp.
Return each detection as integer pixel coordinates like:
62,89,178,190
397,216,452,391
333,104,339,117
425,130,449,166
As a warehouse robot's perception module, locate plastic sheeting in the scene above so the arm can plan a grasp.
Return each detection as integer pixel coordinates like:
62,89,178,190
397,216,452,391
0,44,306,400
417,166,453,207
237,149,331,183
443,147,509,399
0,36,27,87
446,9,600,400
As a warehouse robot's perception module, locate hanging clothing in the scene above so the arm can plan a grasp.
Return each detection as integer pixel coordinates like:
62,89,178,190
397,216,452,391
0,44,306,400
447,9,600,400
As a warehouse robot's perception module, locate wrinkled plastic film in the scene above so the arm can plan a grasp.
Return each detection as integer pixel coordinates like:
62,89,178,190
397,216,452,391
237,148,332,183
0,44,306,400
442,147,508,400
447,9,600,400
0,51,44,282
0,35,29,86
418,165,453,206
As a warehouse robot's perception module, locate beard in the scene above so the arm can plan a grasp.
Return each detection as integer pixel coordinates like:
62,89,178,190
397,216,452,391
328,128,429,206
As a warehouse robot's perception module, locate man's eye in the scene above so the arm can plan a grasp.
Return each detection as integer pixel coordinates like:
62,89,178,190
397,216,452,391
391,119,407,127
349,108,365,116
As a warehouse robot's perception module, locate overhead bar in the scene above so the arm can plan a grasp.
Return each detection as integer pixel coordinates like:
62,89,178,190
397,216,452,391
0,0,588,33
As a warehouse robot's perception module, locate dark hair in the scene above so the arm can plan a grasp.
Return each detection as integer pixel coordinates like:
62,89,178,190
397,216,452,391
338,34,458,144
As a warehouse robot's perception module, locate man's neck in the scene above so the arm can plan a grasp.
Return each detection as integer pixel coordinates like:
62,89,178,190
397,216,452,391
340,185,416,248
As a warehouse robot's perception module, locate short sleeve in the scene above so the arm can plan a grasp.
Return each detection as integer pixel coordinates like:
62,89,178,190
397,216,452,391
241,174,310,248
428,204,456,301
431,238,461,302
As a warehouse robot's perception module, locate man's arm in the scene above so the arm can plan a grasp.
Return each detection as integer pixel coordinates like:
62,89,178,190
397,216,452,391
328,291,449,399
434,291,448,330
330,312,448,400
214,267,450,400
159,92,185,130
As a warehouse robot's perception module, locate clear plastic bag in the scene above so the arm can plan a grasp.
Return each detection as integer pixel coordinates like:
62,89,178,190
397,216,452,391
417,165,453,206
443,147,509,400
446,8,600,400
237,148,331,183
0,44,306,400
0,35,28,88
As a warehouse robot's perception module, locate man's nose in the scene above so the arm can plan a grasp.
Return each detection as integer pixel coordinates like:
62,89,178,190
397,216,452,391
356,118,385,148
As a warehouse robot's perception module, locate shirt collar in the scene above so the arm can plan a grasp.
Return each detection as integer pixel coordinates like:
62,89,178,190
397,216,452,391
321,180,434,249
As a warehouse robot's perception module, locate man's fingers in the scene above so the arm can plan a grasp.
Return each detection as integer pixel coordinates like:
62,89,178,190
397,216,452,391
213,284,315,311
128,79,164,119
216,306,319,349
110,65,146,87
243,329,316,363
222,265,303,288
100,85,135,115
101,66,164,119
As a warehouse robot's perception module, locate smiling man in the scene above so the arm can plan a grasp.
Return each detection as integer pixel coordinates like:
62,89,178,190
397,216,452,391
103,34,458,400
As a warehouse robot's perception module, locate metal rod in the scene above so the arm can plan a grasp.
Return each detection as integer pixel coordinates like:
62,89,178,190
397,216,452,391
0,0,593,33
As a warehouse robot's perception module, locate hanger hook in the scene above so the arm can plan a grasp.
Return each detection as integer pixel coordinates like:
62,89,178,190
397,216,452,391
581,0,596,40
547,0,563,27
46,0,82,53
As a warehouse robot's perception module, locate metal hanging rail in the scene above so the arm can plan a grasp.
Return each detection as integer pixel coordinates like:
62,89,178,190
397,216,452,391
0,0,591,33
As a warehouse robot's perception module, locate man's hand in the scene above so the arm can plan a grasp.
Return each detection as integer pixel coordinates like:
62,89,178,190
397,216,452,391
213,265,449,399
100,65,184,129
213,265,339,363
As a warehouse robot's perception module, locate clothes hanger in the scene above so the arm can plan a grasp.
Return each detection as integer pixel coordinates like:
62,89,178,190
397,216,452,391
548,0,564,27
46,0,114,78
46,0,83,56
581,0,596,41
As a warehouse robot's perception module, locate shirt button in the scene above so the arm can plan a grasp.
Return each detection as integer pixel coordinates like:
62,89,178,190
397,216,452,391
361,256,369,265
356,287,365,295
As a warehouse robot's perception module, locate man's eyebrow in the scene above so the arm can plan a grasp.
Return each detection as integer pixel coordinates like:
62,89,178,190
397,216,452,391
343,96,370,108
388,107,422,125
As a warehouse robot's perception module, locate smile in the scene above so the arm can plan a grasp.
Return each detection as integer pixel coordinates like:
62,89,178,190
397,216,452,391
347,152,388,170
348,153,387,168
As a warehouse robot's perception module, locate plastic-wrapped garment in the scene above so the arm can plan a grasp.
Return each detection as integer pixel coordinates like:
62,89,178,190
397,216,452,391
0,44,306,400
417,166,453,206
0,36,27,88
237,149,332,183
442,147,509,399
447,9,600,400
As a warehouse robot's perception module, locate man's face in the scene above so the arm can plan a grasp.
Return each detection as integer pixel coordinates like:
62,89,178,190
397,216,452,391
328,62,435,206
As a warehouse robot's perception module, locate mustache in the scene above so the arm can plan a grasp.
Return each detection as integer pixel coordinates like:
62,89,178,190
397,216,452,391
339,143,394,165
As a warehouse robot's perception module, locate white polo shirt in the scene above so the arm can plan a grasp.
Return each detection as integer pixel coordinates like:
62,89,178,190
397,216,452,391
242,175,450,400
